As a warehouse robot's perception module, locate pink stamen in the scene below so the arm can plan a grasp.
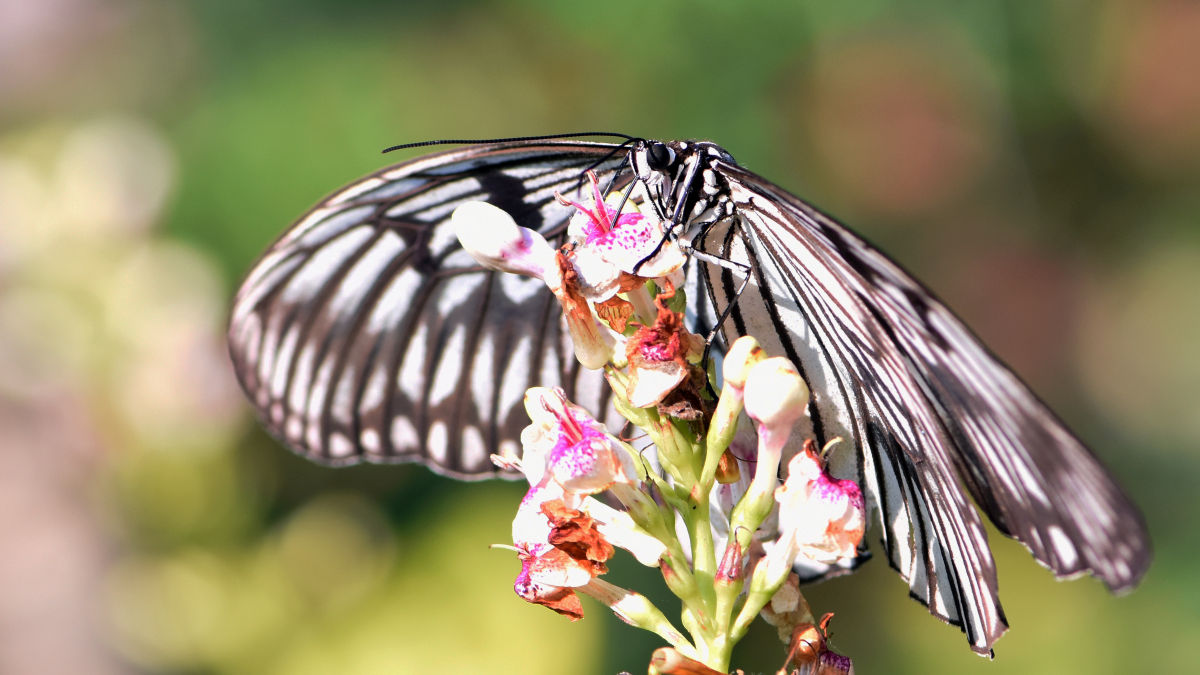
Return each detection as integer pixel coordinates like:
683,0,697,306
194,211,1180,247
555,170,646,245
548,401,585,444
587,171,614,233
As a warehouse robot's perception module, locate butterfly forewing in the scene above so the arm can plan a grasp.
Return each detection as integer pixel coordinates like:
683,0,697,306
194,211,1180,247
228,141,633,478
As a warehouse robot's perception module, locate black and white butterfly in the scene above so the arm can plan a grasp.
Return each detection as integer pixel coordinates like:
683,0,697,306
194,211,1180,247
227,133,1150,655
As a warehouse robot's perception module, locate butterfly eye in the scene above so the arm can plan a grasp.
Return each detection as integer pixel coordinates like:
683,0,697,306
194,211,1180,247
646,141,673,170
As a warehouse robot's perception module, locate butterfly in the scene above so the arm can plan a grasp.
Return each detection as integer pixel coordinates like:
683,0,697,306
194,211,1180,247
227,133,1150,655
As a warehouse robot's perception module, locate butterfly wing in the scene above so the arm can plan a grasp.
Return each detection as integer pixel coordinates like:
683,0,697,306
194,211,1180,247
693,162,1150,653
228,141,631,479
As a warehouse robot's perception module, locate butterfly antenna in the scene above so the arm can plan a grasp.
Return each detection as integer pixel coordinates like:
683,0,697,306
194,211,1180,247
383,132,638,154
574,137,640,196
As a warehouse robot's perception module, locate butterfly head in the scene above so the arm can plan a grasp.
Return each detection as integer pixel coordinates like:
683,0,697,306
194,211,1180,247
630,140,737,229
631,140,734,178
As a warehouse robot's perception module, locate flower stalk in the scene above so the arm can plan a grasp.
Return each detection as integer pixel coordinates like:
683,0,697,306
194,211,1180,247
453,177,860,673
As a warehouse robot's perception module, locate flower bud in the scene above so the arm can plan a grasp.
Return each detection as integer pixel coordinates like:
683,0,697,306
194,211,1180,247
704,337,766,480
452,201,556,278
743,357,809,430
722,336,764,391
648,647,726,675
741,357,811,507
565,310,616,370
581,580,690,651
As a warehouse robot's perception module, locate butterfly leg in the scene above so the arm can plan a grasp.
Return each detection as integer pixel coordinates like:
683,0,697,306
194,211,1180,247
678,234,752,356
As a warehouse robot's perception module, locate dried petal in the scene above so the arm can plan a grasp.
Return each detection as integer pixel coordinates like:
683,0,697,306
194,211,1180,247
595,295,635,333
786,613,854,675
543,500,614,570
625,300,704,408
512,497,616,620
555,252,616,368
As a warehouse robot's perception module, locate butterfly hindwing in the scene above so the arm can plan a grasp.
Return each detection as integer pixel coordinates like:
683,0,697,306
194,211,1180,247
228,141,630,478
692,188,1004,650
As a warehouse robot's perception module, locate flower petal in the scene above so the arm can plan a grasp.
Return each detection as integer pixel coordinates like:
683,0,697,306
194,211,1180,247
452,201,556,278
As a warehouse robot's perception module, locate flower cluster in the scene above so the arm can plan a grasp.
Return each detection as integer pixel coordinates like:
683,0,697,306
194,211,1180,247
454,173,863,673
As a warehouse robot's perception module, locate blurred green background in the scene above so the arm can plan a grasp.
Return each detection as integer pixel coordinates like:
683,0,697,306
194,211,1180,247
1,1,1197,673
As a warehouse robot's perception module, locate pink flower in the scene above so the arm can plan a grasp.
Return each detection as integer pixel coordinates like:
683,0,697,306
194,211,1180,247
774,440,865,566
520,387,637,503
560,170,647,247
509,388,665,616
558,171,685,301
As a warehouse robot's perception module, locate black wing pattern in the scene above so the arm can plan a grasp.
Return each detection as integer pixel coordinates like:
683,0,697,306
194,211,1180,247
694,162,1150,653
228,141,632,479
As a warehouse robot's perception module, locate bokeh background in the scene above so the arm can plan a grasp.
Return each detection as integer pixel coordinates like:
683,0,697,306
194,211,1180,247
1,1,1197,673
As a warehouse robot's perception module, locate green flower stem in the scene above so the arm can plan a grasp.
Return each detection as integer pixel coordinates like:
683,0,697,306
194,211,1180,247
708,453,782,664
679,606,711,664
660,550,700,606
729,558,789,644
642,461,691,516
612,387,696,489
684,490,717,616
654,417,698,487
613,484,670,539
670,418,702,466
707,635,735,673
728,480,775,546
